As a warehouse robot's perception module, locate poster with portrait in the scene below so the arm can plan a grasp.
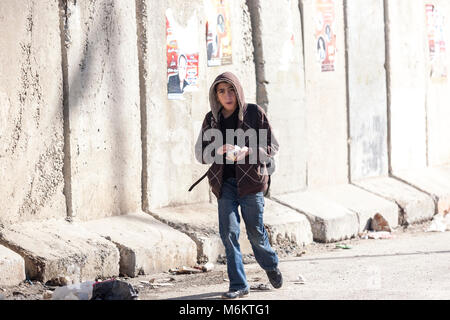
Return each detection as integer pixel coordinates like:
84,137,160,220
166,8,200,100
425,4,447,80
315,0,337,72
205,0,233,66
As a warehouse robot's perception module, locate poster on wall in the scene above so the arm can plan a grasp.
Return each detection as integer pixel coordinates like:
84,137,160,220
205,0,233,66
315,0,337,72
425,4,447,80
166,8,200,100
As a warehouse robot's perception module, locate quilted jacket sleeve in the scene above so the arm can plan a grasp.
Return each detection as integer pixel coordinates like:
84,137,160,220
195,112,219,164
256,106,279,166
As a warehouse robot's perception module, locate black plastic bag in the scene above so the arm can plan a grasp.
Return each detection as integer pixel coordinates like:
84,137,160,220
91,279,139,300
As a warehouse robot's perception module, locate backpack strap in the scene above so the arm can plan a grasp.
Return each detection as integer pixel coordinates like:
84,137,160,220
188,171,208,192
264,175,271,197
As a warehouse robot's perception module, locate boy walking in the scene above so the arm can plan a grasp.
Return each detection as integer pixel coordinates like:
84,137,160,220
194,72,282,299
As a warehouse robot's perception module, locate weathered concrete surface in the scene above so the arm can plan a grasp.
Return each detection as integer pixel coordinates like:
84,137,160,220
346,0,389,180
206,0,256,99
150,200,313,263
0,220,119,283
301,0,348,187
387,0,428,173
394,166,450,215
151,203,247,263
273,190,359,243
141,0,256,210
0,245,26,287
263,200,313,248
312,184,399,232
425,0,450,167
0,0,65,224
354,177,435,225
248,0,307,195
81,212,197,277
66,0,141,220
141,0,210,210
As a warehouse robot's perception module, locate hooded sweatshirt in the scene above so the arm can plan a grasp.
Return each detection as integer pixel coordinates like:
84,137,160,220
195,72,279,199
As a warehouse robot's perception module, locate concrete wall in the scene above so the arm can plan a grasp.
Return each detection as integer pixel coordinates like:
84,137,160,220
206,1,256,98
425,0,450,167
65,0,142,220
1,0,450,225
141,0,208,210
346,0,389,181
301,0,349,188
248,0,307,195
0,0,65,224
141,0,256,210
387,0,428,173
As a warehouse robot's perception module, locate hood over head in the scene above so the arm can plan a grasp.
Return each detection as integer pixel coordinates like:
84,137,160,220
209,72,246,122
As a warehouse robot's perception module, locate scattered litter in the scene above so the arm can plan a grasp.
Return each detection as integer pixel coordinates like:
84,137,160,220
43,290,53,300
250,283,271,291
293,274,306,285
169,264,214,275
371,213,391,232
90,279,138,300
202,262,214,272
46,276,72,287
359,230,394,240
52,281,95,300
296,250,306,257
335,244,352,249
367,231,393,240
169,266,203,275
426,213,450,232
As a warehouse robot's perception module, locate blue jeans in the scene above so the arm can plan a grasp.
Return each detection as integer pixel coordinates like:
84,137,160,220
218,177,279,291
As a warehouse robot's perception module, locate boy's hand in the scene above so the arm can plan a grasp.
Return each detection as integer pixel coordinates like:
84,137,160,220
217,144,235,155
234,146,250,162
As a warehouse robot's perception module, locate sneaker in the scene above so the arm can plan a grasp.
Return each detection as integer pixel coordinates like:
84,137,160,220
266,268,283,289
221,288,249,299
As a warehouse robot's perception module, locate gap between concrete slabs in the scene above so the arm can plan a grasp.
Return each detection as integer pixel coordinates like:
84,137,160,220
148,199,313,264
392,166,450,215
80,211,197,277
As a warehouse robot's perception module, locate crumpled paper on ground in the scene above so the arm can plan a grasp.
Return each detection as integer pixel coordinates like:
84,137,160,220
426,212,450,232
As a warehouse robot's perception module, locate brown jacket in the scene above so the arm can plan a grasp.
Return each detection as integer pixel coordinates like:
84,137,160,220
194,72,279,199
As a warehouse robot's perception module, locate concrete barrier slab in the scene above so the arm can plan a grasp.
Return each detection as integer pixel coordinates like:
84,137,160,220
354,177,435,225
81,212,197,277
273,191,359,243
313,184,399,232
0,0,65,224
263,199,313,248
394,167,450,215
0,220,119,283
0,245,26,287
66,0,141,220
150,200,313,263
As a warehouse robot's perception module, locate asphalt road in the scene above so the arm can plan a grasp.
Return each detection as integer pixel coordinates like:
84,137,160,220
142,229,450,300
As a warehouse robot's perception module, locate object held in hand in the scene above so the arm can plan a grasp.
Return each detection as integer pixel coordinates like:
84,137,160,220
225,145,241,161
225,145,248,161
